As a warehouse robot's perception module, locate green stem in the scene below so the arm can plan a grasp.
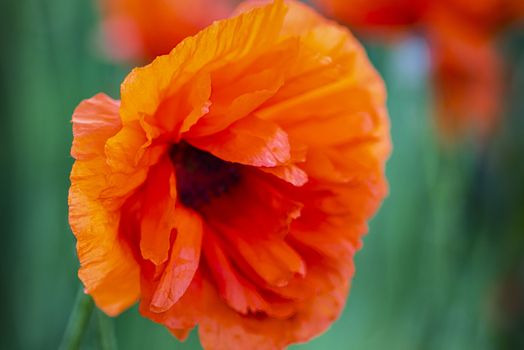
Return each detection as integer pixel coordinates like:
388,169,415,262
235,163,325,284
59,288,94,350
96,308,118,350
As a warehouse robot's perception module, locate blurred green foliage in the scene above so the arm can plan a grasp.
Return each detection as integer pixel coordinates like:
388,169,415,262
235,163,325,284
0,0,523,349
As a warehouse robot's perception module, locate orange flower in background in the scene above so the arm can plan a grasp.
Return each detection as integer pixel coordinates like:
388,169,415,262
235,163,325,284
314,0,524,140
425,3,503,139
314,0,429,33
99,0,237,60
69,1,390,348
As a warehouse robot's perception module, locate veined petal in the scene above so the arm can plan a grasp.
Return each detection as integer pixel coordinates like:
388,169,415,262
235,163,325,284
185,38,300,138
69,179,140,316
140,269,204,338
71,93,121,160
139,156,177,265
201,171,303,240
69,93,143,315
150,206,203,313
198,279,349,350
226,235,306,288
203,232,268,315
188,116,291,167
119,0,287,127
259,164,308,186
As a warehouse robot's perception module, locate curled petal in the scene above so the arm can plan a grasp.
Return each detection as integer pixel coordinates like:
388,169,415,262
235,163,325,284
71,93,121,160
140,270,204,338
69,183,140,316
189,116,292,167
139,156,177,264
259,164,308,186
150,206,203,313
203,233,265,314
198,279,349,350
223,232,306,288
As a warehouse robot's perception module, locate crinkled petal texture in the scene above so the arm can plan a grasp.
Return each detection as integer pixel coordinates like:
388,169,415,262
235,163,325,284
69,1,390,349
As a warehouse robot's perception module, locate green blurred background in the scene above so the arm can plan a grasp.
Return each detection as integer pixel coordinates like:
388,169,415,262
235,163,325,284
1,0,523,349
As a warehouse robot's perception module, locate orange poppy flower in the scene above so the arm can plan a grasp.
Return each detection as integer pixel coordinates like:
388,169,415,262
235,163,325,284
99,0,237,60
69,1,390,348
314,0,524,140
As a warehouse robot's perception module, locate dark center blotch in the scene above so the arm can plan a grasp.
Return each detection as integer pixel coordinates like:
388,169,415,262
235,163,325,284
170,141,241,210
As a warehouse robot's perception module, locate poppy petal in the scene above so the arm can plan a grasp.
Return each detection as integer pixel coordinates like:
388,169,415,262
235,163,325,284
259,164,308,186
140,270,204,337
185,38,300,138
139,156,177,265
203,231,268,315
150,206,203,313
69,171,141,316
71,93,121,160
227,236,306,288
201,171,303,240
69,93,142,316
188,116,291,167
198,279,349,350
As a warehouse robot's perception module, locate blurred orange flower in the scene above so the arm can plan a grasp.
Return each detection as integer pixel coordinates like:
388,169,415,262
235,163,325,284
314,0,524,140
99,0,237,60
314,0,429,33
69,1,390,348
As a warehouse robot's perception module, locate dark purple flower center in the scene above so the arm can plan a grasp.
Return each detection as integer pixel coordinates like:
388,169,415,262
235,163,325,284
170,141,241,210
